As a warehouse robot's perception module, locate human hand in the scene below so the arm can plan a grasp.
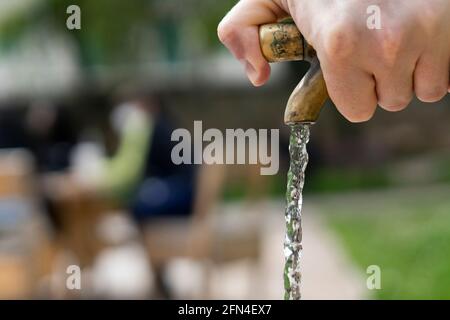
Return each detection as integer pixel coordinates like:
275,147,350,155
218,0,450,122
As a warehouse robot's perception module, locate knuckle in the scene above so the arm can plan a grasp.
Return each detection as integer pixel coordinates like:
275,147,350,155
418,3,444,34
377,28,404,66
322,23,356,60
217,19,237,45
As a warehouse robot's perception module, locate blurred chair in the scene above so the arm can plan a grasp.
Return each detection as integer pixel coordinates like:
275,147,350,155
0,149,54,298
143,163,225,265
43,173,116,268
143,163,263,298
0,149,34,196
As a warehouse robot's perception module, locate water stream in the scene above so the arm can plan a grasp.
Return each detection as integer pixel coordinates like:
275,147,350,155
284,124,310,300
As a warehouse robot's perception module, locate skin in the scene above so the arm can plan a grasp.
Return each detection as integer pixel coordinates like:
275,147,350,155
218,0,450,122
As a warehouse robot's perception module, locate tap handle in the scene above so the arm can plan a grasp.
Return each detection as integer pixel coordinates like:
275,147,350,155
259,20,329,124
259,20,305,62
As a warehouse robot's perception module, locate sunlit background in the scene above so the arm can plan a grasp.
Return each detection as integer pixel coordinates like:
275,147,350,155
1,0,450,300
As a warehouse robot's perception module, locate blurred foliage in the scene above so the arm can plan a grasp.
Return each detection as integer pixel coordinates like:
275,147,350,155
306,167,391,193
47,0,154,64
0,0,237,65
324,187,450,299
222,166,391,201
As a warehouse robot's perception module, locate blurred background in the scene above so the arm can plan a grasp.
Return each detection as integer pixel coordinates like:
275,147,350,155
0,0,450,300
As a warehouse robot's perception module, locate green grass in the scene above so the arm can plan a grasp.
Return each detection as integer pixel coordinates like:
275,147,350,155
321,187,450,299
306,167,391,193
221,166,392,201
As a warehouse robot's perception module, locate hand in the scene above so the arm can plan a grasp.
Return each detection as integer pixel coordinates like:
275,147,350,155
218,0,450,122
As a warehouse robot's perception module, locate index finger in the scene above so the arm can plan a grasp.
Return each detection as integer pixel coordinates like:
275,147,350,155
218,0,289,86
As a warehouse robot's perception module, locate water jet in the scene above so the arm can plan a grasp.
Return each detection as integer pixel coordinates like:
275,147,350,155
259,19,329,300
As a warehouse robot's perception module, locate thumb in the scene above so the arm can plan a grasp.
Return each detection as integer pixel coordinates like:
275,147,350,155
218,0,288,86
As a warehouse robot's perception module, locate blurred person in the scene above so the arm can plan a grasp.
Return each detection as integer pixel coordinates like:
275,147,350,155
24,101,77,173
59,92,197,297
91,92,197,223
0,105,28,149
218,0,450,123
23,101,78,234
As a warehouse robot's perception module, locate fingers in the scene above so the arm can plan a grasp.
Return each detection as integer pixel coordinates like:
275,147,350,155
217,0,288,86
414,50,449,103
306,20,378,122
374,65,414,112
218,0,450,122
238,26,272,86
320,61,378,123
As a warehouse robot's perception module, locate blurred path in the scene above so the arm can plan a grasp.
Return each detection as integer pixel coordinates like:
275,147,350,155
301,206,368,299
209,200,368,300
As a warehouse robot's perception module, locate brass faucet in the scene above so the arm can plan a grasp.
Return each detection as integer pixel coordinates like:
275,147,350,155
259,19,328,124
